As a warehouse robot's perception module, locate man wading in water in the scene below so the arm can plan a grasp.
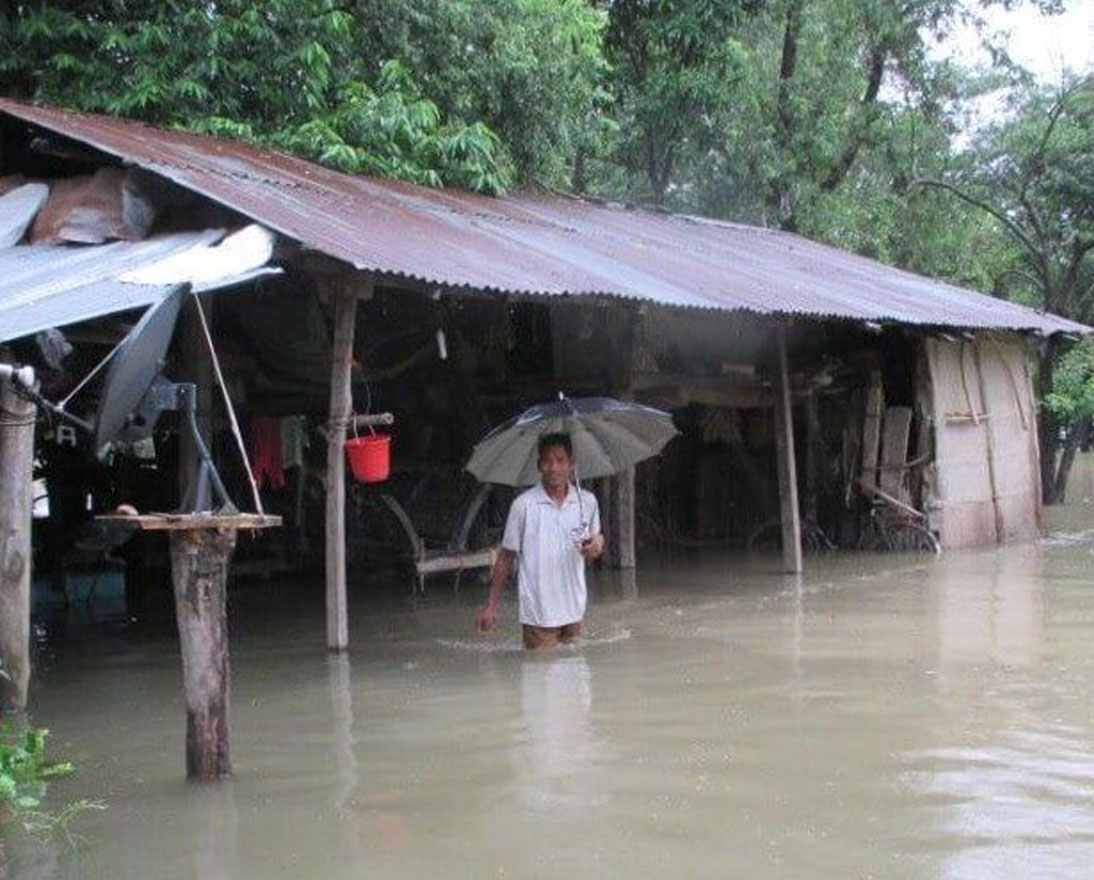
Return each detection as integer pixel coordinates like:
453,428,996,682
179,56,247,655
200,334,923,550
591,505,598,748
476,433,605,649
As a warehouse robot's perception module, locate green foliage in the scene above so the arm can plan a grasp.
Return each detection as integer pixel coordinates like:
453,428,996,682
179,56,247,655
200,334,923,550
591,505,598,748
0,721,102,845
0,0,509,193
0,724,73,818
940,74,1094,319
602,0,755,202
1045,339,1094,423
356,0,608,187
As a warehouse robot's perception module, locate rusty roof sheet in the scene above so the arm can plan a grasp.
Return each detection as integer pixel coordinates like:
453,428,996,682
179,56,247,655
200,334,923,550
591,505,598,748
1,98,1086,335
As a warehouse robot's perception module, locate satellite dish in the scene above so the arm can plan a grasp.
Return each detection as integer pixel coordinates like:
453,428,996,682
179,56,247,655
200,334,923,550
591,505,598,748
94,285,187,457
91,283,235,512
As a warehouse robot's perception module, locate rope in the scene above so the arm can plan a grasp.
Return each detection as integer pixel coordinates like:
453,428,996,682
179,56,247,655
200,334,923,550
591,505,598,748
192,295,265,516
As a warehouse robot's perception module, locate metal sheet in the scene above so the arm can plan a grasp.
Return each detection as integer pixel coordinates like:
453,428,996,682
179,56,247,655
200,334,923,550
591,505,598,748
0,182,48,247
0,98,1087,335
0,229,280,343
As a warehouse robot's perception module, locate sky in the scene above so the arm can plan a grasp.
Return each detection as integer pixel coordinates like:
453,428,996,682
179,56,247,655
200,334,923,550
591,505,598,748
936,1,1094,81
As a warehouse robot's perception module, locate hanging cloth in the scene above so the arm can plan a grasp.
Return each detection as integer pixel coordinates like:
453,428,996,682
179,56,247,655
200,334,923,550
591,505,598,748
251,416,285,490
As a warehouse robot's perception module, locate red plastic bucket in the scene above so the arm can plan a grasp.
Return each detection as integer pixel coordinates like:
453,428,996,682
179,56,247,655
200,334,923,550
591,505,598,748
345,433,391,483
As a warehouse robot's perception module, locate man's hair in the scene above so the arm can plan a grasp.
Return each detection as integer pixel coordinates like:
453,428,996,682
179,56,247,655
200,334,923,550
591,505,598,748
537,432,573,460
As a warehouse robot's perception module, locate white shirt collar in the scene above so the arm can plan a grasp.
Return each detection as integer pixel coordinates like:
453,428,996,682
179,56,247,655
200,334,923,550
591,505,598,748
534,482,578,507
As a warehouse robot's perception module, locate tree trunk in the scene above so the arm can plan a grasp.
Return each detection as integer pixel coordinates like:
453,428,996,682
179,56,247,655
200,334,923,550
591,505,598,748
1050,413,1091,505
1036,339,1061,505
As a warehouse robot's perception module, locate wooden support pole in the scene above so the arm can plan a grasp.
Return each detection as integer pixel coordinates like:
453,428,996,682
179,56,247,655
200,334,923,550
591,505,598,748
169,527,237,780
0,368,35,709
325,278,371,652
773,326,803,574
610,467,636,568
610,354,638,570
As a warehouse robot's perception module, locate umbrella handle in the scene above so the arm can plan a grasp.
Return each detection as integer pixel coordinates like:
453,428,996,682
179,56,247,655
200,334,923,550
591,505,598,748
562,392,587,530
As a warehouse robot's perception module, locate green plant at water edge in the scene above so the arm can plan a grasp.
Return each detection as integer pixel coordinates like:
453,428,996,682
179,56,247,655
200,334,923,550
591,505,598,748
0,723,103,843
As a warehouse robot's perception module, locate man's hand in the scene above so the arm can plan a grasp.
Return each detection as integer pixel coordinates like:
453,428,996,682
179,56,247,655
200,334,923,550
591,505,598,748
580,533,605,560
476,603,498,634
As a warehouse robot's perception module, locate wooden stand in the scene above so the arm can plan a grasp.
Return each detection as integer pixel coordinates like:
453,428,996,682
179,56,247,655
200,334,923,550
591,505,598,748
98,512,281,780
0,375,35,709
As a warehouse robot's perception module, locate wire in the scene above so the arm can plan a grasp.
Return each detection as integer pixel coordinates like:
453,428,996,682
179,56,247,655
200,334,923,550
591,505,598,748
192,294,265,516
58,333,128,409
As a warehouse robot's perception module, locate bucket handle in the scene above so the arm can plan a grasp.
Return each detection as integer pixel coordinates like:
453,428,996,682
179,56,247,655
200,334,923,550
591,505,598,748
349,413,377,440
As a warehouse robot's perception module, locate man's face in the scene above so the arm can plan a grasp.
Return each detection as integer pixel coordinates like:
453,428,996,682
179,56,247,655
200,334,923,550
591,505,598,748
538,444,573,491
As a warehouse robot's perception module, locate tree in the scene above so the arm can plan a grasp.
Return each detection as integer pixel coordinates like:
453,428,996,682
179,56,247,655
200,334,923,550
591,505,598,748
600,0,758,205
0,1,509,193
355,0,607,188
912,74,1094,503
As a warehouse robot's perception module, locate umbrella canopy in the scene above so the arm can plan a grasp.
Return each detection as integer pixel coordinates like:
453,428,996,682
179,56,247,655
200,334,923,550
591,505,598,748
466,396,678,487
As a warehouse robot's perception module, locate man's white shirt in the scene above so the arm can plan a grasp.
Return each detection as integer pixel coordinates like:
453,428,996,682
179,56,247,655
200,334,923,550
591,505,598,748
501,483,601,627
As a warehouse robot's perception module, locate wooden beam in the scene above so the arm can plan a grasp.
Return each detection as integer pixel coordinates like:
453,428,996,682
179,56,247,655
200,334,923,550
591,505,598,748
773,326,803,573
325,278,372,652
0,365,35,709
860,370,883,489
169,527,236,780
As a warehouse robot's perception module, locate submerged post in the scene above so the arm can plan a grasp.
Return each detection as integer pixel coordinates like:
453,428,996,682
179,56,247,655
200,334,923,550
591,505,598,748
97,512,280,780
0,365,35,709
324,276,373,652
773,325,803,573
170,527,236,780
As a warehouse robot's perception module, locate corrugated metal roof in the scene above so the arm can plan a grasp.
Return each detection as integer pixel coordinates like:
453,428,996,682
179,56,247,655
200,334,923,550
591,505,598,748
1,98,1086,335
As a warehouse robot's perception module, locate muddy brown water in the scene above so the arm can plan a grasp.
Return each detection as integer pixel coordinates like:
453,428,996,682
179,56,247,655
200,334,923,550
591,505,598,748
14,505,1094,879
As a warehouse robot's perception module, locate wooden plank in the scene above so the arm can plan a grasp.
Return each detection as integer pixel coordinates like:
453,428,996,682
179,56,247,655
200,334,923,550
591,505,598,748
416,548,497,575
325,288,360,652
859,370,883,489
0,366,35,709
879,406,913,500
773,326,803,573
95,513,281,531
974,339,1007,541
169,527,236,780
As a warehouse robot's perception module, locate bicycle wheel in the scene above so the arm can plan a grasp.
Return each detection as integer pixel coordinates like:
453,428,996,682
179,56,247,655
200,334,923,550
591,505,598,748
879,520,941,554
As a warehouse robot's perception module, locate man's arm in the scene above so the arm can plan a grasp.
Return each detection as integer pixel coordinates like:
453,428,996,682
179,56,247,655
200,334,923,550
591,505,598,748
476,548,516,633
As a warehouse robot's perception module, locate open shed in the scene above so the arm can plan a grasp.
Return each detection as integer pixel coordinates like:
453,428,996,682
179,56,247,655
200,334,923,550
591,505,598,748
1,99,1089,682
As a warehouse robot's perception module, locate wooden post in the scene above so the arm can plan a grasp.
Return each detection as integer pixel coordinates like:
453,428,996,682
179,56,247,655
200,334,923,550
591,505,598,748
169,527,237,780
0,366,35,709
609,467,636,568
325,277,372,652
773,326,803,573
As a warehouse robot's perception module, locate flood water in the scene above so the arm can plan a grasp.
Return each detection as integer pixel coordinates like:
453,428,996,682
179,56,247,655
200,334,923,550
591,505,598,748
14,504,1094,879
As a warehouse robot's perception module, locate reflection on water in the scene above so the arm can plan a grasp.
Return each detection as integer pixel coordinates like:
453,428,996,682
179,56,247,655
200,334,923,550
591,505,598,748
14,507,1094,878
933,543,1044,669
516,654,602,811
